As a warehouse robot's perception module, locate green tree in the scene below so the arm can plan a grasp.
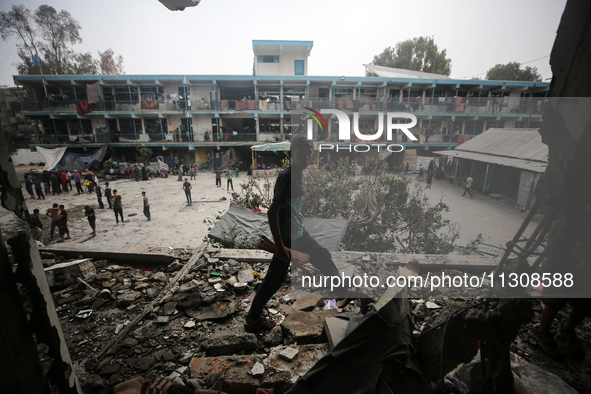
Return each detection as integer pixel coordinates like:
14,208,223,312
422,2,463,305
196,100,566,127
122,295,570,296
230,159,462,254
0,4,124,76
485,62,542,82
138,147,153,163
370,36,452,76
34,5,81,75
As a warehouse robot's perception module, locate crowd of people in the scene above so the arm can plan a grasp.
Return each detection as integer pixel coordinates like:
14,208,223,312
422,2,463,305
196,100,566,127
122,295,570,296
25,165,245,244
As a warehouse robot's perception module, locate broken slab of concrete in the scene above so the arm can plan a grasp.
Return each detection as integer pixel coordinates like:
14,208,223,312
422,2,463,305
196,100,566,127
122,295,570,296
280,309,337,344
45,258,95,287
264,344,329,385
324,316,349,350
202,333,257,356
278,347,299,362
290,298,319,312
186,299,236,321
190,355,261,394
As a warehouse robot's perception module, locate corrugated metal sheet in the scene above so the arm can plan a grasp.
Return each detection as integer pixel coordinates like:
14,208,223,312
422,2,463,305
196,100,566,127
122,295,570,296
435,150,547,173
454,128,548,162
362,64,451,80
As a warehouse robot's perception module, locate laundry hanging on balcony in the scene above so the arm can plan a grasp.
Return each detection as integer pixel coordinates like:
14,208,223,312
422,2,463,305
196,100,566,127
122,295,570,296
76,100,94,115
86,82,103,104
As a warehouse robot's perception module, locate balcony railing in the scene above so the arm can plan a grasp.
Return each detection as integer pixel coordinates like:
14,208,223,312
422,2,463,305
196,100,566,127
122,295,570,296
21,96,546,117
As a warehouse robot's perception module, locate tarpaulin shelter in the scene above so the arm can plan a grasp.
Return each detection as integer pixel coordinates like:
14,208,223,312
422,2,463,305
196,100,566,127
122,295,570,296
208,205,348,251
37,145,109,171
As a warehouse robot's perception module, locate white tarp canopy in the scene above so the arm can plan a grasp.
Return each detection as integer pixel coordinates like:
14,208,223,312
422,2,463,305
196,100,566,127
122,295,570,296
36,146,67,171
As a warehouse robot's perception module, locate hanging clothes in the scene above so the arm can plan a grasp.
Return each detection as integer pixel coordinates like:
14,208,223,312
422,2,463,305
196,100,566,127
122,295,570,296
76,101,94,115
86,82,102,105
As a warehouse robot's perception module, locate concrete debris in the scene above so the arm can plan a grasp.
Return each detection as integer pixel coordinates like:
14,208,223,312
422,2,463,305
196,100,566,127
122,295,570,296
37,250,590,394
202,333,257,356
324,316,349,349
237,269,254,283
250,362,265,376
281,310,338,344
278,347,299,362
184,320,196,328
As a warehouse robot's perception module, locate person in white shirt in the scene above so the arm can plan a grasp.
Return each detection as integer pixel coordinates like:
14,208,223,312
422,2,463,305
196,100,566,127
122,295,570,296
462,176,474,198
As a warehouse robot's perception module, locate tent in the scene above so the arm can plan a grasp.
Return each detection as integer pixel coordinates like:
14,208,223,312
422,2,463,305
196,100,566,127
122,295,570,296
37,145,109,171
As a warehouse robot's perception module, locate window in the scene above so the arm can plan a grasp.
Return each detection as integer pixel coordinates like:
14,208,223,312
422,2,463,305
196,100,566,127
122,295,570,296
257,55,279,63
294,60,304,75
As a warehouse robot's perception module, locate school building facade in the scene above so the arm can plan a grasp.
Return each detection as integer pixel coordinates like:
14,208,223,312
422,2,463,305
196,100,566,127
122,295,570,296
13,40,549,169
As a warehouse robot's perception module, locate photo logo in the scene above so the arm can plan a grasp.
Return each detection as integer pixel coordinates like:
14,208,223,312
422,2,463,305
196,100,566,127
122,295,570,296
303,109,418,142
303,107,328,132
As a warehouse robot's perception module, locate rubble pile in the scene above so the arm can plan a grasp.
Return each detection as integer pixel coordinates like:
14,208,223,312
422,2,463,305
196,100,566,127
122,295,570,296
43,252,349,393
38,252,591,394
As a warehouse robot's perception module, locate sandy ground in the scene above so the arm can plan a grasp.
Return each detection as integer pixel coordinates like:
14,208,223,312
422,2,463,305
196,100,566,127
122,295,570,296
1,164,538,251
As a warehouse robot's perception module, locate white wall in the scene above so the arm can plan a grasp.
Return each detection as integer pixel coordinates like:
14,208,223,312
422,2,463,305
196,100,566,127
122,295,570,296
192,114,213,141
255,46,309,76
11,148,45,165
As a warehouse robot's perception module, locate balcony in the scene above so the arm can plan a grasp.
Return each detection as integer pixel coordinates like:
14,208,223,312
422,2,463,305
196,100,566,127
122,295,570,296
20,96,546,118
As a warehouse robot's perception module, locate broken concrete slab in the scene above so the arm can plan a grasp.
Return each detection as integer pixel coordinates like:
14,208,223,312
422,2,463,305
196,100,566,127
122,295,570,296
264,344,330,384
190,355,261,394
250,362,264,377
324,316,349,350
154,316,169,325
202,333,257,356
45,258,96,287
291,298,319,311
162,301,177,316
280,309,338,344
278,347,299,362
186,299,236,321
237,269,254,283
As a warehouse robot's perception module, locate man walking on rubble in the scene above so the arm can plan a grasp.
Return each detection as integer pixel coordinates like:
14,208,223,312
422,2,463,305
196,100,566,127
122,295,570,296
244,135,347,332
46,203,60,241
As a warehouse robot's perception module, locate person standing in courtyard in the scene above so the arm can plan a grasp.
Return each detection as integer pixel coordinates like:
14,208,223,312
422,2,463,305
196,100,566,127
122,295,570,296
190,166,196,180
74,171,83,195
142,191,151,221
85,205,96,237
215,167,222,188
25,175,35,199
104,182,113,209
33,175,45,199
112,190,125,225
183,178,192,205
67,170,72,191
427,169,433,188
462,176,474,198
226,169,234,191
30,208,44,241
57,204,70,242
96,183,105,209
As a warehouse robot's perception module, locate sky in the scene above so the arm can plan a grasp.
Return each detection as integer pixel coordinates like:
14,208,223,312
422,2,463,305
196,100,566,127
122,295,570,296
0,0,567,86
